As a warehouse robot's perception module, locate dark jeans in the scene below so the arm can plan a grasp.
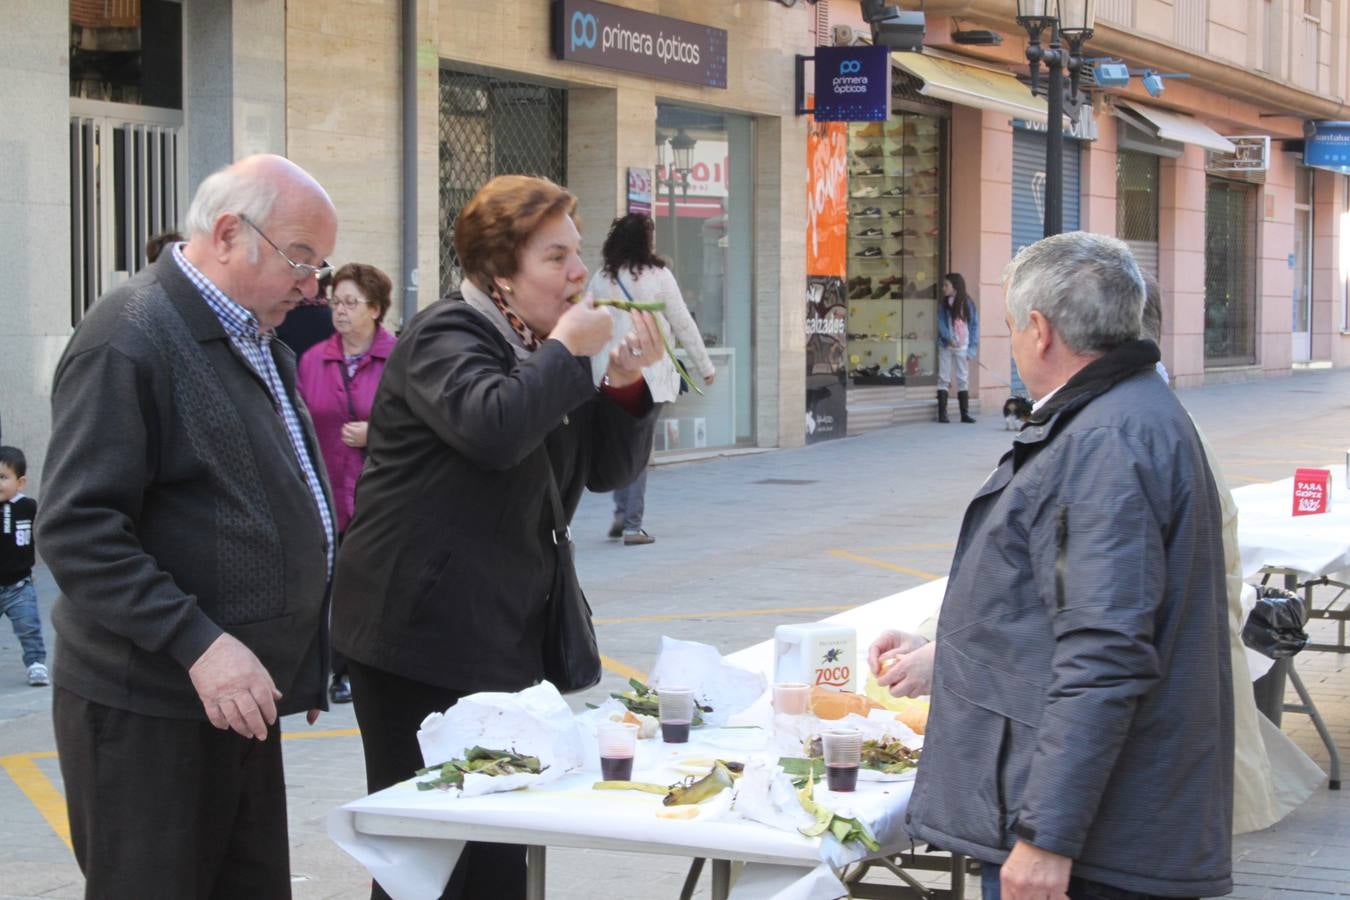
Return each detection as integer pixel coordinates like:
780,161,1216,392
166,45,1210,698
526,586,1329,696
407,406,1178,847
980,863,1197,900
346,660,527,900
612,464,649,531
52,687,290,900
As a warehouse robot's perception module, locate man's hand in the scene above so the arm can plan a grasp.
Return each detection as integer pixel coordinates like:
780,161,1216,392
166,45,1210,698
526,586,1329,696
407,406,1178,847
307,708,321,725
188,633,282,740
876,640,936,698
1001,840,1072,900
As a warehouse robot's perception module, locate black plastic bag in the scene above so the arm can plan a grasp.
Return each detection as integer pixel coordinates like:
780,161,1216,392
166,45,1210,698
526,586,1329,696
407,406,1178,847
1242,586,1310,660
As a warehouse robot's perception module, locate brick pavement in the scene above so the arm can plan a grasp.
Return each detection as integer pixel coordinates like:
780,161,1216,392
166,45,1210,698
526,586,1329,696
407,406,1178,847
0,368,1346,898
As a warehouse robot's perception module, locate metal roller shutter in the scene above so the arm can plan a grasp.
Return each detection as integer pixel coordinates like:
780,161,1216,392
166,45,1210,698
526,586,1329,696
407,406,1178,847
1009,126,1081,395
1012,125,1081,256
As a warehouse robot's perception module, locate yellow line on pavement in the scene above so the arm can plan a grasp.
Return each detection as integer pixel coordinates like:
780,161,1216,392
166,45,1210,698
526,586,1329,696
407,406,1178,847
593,604,851,626
851,542,957,553
282,727,361,741
600,654,647,682
827,549,941,581
0,751,70,849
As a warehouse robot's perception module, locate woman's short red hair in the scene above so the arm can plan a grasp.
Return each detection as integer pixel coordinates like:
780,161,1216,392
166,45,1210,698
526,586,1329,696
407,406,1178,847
454,175,578,291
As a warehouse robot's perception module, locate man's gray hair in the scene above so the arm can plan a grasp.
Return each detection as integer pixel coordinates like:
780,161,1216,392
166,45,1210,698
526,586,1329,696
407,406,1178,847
1003,231,1146,354
183,166,282,259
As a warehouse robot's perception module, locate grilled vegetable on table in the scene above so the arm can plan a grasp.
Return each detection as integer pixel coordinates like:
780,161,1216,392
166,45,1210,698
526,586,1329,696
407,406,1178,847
610,678,711,726
802,735,920,775
663,760,736,807
797,774,880,851
592,759,742,807
415,747,546,792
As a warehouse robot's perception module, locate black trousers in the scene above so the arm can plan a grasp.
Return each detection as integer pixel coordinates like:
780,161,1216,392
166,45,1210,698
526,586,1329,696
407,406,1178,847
52,686,290,900
346,661,527,900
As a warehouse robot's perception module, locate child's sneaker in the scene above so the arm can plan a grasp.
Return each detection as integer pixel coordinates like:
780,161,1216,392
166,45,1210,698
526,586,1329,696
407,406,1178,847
27,662,50,687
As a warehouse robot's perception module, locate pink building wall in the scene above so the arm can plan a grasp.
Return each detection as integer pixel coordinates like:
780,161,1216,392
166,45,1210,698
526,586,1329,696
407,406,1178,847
949,106,1013,403
1312,169,1343,363
1159,146,1209,388
1260,151,1296,376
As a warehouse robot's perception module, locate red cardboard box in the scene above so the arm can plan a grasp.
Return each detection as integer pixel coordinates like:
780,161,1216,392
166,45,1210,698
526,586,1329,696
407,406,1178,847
1293,468,1332,516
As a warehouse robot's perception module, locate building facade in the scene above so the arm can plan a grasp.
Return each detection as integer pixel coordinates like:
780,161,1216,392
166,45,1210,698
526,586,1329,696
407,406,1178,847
4,0,1350,484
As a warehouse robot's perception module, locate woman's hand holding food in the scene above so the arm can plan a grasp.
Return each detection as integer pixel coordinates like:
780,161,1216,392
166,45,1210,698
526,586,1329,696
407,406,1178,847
605,311,664,388
550,294,614,358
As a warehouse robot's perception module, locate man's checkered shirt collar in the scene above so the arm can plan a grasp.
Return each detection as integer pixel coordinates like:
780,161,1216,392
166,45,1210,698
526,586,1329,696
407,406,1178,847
171,243,268,343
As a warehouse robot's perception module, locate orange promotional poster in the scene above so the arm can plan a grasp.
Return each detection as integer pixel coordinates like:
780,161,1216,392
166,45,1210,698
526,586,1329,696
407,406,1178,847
806,113,848,278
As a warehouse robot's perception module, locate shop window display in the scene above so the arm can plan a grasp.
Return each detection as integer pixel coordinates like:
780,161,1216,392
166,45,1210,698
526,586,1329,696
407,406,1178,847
845,112,943,386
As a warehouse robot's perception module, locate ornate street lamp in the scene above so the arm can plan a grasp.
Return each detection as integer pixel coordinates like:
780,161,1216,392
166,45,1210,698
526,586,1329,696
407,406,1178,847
1015,0,1096,237
658,129,698,266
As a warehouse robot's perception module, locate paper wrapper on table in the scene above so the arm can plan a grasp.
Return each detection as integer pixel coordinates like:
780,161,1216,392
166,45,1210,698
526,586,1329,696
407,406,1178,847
647,636,767,727
732,758,816,833
415,681,584,797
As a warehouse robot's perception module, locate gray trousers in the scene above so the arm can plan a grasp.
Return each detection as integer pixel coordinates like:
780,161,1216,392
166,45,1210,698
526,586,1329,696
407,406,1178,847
613,464,650,531
937,345,970,391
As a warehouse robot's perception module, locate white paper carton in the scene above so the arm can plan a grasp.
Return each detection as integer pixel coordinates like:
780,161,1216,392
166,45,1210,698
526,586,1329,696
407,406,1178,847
773,623,858,692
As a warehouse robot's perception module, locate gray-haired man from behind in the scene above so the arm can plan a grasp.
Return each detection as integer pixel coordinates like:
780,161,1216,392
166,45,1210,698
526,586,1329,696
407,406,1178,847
39,155,338,899
870,232,1233,899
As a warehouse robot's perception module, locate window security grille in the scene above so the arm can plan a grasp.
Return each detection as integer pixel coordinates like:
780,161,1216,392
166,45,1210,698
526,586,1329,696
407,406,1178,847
438,70,567,298
69,103,185,325
1204,179,1258,366
1116,149,1160,279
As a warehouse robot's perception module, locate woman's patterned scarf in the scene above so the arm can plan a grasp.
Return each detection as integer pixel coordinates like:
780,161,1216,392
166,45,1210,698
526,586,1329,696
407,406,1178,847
460,280,539,360
487,283,540,352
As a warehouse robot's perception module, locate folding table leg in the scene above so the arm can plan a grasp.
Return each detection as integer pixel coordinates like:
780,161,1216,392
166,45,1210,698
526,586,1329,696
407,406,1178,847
711,859,732,900
526,845,546,900
679,858,705,900
1285,666,1343,790
950,853,967,900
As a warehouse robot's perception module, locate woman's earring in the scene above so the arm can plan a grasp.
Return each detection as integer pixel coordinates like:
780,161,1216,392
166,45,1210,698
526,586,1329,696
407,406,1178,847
501,283,513,294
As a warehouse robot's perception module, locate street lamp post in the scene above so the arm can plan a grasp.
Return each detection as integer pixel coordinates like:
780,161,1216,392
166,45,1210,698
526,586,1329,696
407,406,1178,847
1015,0,1096,238
660,129,697,267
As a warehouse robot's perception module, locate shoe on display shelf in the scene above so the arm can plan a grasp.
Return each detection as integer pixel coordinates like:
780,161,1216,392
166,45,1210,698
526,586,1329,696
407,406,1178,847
880,186,906,197
854,246,883,258
854,226,884,238
851,186,880,199
850,165,884,177
854,122,883,138
853,143,884,158
854,206,883,218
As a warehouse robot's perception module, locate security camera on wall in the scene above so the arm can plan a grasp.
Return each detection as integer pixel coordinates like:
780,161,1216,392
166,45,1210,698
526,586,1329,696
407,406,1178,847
860,0,925,52
832,24,867,46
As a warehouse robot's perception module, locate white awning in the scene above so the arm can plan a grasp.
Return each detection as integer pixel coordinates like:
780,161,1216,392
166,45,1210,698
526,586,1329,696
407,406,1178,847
891,52,1050,124
1114,102,1236,153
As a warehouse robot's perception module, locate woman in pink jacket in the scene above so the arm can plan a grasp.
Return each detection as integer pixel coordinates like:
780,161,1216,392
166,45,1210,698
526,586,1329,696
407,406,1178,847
297,262,396,703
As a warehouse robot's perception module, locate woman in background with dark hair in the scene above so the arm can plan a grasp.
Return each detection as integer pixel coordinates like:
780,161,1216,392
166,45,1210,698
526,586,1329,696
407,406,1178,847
936,272,979,423
587,213,714,545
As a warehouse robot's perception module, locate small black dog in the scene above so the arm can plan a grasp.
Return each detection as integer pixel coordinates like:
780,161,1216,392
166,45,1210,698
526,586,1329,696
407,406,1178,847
1002,396,1033,430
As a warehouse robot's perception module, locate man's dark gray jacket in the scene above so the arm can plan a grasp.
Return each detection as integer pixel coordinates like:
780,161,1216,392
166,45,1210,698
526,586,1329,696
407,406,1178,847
908,341,1233,896
39,254,333,719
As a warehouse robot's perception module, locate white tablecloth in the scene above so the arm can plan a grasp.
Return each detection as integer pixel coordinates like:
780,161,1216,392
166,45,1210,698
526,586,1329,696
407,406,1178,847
328,580,947,900
1232,478,1350,580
